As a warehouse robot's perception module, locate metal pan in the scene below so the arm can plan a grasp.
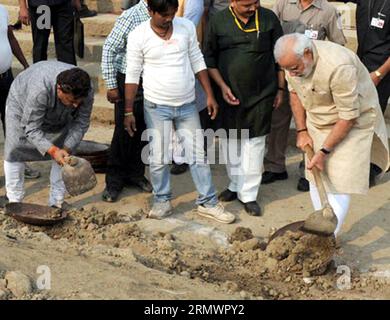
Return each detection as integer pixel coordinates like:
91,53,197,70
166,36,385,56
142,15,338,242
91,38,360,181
5,203,68,226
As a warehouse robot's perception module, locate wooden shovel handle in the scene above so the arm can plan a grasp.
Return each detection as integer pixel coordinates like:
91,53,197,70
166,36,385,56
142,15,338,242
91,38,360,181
303,145,329,207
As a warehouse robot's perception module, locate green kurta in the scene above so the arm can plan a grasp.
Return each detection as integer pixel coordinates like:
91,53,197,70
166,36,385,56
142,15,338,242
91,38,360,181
205,7,283,138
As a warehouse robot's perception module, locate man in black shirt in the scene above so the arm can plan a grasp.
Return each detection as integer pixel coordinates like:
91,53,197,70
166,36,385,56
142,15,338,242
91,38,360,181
19,0,79,65
344,0,390,112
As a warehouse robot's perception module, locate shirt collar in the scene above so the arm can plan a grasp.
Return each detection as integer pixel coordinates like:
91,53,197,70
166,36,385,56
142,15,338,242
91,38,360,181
288,0,323,10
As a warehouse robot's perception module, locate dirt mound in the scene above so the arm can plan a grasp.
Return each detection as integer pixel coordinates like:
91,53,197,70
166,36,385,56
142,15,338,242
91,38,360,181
266,230,336,276
0,208,387,300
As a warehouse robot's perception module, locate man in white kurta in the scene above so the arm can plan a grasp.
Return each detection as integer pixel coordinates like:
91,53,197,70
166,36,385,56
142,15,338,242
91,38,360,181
274,33,389,235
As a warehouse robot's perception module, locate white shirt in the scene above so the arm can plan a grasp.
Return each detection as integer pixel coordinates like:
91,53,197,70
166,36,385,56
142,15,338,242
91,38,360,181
125,17,207,106
0,5,12,74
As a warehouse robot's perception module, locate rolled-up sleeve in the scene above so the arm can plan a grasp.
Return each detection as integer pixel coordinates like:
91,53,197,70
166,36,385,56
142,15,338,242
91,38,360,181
64,87,94,151
125,28,144,84
330,64,360,120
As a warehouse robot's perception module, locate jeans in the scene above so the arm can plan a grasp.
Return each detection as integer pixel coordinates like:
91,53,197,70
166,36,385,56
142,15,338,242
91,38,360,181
143,99,218,207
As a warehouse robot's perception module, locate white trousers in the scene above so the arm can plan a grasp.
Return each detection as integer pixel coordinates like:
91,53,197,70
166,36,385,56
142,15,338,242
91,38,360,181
4,160,66,207
221,136,266,203
309,183,351,235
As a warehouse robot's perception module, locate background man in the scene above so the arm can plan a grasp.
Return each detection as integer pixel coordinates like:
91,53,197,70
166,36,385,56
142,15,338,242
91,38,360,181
101,0,152,203
125,0,235,224
205,0,284,216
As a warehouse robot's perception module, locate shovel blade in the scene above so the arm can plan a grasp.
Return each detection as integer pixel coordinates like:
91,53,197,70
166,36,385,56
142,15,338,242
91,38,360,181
62,156,97,196
302,208,338,236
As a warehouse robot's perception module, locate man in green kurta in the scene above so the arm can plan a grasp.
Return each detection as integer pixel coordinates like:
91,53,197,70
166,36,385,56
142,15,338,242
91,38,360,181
205,0,285,216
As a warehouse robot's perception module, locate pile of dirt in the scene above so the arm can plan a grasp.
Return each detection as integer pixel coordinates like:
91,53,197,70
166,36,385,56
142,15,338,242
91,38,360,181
265,230,336,276
0,209,387,300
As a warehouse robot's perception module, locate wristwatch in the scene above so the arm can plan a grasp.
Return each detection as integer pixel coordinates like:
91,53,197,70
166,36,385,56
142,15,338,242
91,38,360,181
374,70,384,80
320,147,331,155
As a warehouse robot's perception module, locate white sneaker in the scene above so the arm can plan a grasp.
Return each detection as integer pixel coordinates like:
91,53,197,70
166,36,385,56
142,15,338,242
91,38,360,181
197,203,235,224
148,201,173,219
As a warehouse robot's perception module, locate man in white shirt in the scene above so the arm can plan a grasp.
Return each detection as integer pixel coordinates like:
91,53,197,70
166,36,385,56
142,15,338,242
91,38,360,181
125,0,235,224
0,4,40,180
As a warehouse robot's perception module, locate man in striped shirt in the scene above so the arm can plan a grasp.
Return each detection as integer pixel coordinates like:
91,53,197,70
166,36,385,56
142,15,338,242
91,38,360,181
101,0,152,202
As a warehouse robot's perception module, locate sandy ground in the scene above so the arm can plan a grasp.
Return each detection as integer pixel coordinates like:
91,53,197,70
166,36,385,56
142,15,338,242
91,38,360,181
0,122,389,300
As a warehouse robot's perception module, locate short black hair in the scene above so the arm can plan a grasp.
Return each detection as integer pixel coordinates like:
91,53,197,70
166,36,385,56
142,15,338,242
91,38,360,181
57,68,91,98
147,0,178,13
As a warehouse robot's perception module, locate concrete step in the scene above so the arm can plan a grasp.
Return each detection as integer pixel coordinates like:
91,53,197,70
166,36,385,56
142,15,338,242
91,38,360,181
11,58,115,123
14,30,105,63
5,4,118,37
1,0,123,14
12,58,107,95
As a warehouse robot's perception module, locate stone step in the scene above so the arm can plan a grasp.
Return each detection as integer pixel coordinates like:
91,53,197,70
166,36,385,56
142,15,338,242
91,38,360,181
11,54,114,122
12,58,107,95
5,4,118,37
11,58,115,123
14,30,105,63
1,0,123,14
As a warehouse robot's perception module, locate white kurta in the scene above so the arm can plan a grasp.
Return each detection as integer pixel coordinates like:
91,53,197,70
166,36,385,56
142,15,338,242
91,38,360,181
287,40,389,195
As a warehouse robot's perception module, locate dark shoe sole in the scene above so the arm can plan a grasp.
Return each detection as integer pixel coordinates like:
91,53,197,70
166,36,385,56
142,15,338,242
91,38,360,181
261,171,288,185
218,190,237,202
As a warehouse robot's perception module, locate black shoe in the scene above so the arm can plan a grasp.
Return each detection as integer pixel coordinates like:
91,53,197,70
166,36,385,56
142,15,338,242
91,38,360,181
126,176,153,193
261,171,288,184
170,163,188,175
297,177,310,192
78,5,97,18
102,188,120,202
218,189,237,202
243,201,262,216
369,163,382,187
24,164,41,179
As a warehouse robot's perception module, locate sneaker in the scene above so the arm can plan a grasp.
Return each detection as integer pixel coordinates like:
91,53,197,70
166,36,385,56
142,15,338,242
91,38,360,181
148,201,173,219
197,203,235,224
261,171,288,184
24,164,41,179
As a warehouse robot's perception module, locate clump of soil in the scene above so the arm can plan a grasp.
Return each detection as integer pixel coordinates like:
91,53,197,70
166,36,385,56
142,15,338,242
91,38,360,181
228,227,254,243
266,230,336,276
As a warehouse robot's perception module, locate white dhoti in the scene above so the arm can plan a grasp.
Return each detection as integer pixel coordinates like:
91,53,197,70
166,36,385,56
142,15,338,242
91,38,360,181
221,136,266,203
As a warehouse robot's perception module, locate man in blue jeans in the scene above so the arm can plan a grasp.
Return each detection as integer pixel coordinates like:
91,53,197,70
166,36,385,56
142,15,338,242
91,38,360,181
124,0,235,224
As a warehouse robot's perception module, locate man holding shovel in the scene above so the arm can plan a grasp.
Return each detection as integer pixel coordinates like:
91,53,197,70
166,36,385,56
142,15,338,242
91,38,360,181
4,61,93,209
274,33,389,235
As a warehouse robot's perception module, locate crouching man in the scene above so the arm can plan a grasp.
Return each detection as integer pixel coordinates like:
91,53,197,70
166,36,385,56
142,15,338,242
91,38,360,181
274,33,389,235
4,61,94,208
